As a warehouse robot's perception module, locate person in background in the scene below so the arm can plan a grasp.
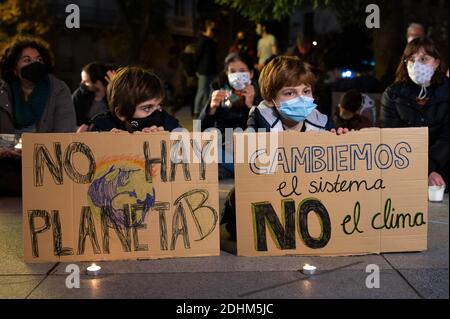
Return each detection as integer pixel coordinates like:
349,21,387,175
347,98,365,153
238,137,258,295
229,31,256,60
359,93,377,126
255,22,278,71
199,52,260,179
72,61,118,132
229,31,246,53
88,67,180,133
333,89,372,131
176,43,198,115
381,36,448,187
193,19,218,118
200,52,259,133
247,56,337,133
286,33,317,66
0,36,76,195
406,23,426,43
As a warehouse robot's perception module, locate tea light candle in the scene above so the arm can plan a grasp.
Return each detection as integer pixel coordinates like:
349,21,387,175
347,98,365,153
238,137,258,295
302,264,317,275
429,185,446,202
14,139,22,150
87,263,101,276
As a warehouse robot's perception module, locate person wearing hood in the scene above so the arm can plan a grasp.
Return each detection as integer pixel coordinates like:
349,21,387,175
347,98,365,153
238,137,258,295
381,36,448,188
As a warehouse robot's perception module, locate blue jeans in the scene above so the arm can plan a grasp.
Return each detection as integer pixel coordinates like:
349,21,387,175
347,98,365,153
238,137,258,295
220,147,235,174
194,74,214,115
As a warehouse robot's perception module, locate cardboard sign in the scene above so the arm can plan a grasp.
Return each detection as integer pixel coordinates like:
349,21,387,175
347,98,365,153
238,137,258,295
234,128,428,256
22,132,219,262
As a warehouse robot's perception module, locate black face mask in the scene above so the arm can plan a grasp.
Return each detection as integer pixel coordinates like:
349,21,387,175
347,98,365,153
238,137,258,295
128,110,165,132
20,62,48,84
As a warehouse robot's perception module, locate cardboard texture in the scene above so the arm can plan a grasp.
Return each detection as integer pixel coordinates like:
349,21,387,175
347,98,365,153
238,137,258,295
22,132,220,263
234,128,428,256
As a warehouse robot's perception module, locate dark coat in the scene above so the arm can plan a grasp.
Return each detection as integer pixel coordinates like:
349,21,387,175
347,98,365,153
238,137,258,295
88,110,181,132
381,76,449,176
72,85,99,126
194,34,218,76
199,77,261,137
333,113,372,131
0,75,76,133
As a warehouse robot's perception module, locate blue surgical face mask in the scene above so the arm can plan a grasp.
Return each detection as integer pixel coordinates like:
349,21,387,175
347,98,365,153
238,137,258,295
276,96,317,123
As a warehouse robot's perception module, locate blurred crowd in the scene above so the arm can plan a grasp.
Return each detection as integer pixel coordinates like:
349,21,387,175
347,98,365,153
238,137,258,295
0,20,448,213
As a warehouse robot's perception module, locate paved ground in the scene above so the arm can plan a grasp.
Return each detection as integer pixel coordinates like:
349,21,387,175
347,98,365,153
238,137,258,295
0,108,448,299
0,182,447,299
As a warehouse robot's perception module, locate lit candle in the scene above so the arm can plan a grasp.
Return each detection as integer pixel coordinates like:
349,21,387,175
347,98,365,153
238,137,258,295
87,263,101,276
14,138,22,150
302,264,317,275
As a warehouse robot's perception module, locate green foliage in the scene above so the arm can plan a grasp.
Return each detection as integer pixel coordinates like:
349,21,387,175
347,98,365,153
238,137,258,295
215,0,318,21
0,0,50,50
215,0,376,25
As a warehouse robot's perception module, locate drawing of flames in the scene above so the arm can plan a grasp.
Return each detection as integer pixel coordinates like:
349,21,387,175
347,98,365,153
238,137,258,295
87,155,157,227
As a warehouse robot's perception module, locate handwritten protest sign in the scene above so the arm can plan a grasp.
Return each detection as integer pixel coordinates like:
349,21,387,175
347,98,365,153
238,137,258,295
234,128,428,256
22,132,219,262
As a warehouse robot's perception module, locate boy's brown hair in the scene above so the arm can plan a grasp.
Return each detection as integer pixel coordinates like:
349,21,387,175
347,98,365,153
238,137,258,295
107,67,165,120
259,55,317,102
339,89,362,113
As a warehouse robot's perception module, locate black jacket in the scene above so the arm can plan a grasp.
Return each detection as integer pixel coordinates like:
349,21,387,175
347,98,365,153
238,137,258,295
72,86,106,126
199,77,261,138
195,35,218,76
381,76,449,175
88,110,181,132
333,112,372,131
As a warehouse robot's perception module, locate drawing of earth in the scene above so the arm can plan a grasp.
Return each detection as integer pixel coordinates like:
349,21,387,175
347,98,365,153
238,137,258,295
87,156,156,227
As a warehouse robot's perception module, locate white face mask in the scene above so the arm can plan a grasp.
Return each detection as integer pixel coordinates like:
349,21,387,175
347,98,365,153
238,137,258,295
227,72,250,91
407,61,436,99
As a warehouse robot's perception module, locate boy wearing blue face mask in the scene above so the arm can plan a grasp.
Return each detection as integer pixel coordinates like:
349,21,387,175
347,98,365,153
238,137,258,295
88,67,180,133
247,55,336,133
222,56,347,240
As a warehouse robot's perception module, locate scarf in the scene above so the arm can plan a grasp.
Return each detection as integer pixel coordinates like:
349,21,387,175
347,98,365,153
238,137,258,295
11,77,50,129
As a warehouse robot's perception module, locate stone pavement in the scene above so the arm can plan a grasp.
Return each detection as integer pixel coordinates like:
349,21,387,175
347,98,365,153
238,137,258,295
0,182,447,299
0,106,448,299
